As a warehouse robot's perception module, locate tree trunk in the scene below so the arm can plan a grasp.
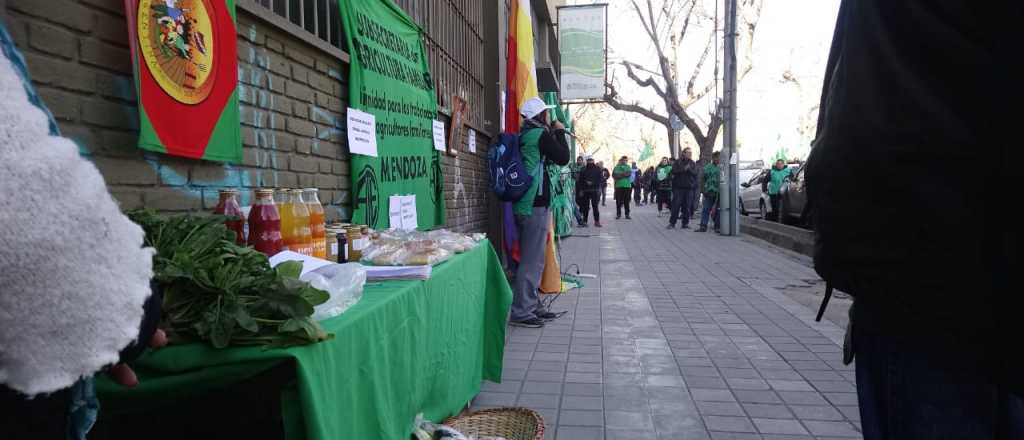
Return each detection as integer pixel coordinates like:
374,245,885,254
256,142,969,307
667,126,678,159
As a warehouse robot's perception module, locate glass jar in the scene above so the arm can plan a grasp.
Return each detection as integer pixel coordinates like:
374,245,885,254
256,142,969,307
247,189,282,255
303,188,327,258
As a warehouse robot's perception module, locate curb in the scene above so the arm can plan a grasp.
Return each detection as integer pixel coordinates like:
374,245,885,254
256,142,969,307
740,215,814,257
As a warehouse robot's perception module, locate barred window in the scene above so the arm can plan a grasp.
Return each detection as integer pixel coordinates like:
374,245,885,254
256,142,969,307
252,0,342,49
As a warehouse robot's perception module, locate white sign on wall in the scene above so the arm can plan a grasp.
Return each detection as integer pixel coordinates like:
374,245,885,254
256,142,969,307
558,5,608,101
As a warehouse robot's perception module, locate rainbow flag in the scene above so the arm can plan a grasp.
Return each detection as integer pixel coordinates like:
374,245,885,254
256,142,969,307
504,0,539,133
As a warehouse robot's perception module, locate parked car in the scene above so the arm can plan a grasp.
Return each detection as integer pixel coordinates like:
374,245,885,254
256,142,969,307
778,165,810,228
739,169,770,218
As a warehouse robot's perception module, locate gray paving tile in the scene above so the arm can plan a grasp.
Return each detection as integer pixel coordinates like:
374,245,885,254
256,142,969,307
704,415,757,433
751,418,808,435
527,369,566,382
709,432,762,440
824,392,859,406
720,368,762,379
653,413,706,433
606,411,654,430
533,351,569,362
697,401,747,417
766,380,815,392
733,390,782,404
604,384,646,400
522,381,563,395
565,372,603,384
651,398,699,415
473,392,517,407
607,429,655,440
686,376,730,389
691,388,737,402
789,405,844,421
802,420,861,437
777,391,829,406
563,382,603,396
556,426,604,440
726,378,771,390
530,360,567,372
567,362,602,373
837,405,861,422
559,409,605,427
518,393,561,409
811,380,856,393
742,403,793,419
646,374,687,388
562,395,603,411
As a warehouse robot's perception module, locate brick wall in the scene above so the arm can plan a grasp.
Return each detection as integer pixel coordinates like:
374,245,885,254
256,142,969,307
1,0,492,231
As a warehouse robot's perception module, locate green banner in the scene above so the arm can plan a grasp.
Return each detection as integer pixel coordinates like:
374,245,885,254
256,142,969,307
339,0,445,229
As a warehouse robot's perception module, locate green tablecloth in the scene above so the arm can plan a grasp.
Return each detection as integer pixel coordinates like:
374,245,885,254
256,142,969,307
97,243,512,440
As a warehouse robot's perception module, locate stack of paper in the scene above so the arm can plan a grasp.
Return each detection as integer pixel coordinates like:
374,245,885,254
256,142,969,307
363,265,432,281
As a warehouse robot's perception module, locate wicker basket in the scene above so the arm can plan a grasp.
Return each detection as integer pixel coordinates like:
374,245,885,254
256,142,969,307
443,407,545,440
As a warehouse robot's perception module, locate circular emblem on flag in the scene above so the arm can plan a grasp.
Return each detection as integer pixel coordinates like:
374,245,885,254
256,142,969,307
137,0,217,105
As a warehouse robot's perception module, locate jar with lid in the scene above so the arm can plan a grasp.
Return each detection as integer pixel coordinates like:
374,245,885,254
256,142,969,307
214,189,246,245
247,189,282,255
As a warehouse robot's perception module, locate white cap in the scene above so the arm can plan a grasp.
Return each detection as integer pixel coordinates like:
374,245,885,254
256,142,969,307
520,97,556,120
584,155,594,161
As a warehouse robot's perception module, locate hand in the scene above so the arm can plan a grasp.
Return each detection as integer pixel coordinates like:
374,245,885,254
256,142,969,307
108,328,168,387
551,120,565,130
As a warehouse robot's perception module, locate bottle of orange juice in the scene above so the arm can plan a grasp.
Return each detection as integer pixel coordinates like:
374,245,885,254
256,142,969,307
303,188,327,258
289,189,314,255
278,188,297,252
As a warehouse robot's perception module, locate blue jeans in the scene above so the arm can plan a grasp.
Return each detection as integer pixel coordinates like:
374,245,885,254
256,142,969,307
853,306,1024,439
700,192,719,229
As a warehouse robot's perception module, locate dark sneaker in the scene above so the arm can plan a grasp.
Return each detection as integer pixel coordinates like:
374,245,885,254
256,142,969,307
616,215,621,220
537,311,566,321
595,221,603,228
681,224,690,229
510,317,545,328
625,215,631,220
696,226,708,232
666,224,676,229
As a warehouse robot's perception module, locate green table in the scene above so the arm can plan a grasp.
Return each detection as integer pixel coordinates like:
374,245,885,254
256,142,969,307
97,243,512,440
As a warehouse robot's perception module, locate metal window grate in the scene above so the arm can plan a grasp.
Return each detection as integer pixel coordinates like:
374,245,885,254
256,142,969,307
252,0,343,50
393,0,486,131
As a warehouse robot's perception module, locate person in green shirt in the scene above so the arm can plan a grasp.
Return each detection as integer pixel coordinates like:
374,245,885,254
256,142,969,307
655,157,673,215
698,151,721,232
612,156,633,219
766,159,795,222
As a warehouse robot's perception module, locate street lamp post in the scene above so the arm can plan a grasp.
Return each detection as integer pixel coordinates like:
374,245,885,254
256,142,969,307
720,0,740,236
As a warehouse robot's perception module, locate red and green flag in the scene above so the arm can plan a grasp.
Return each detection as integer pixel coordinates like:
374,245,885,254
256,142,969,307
125,0,241,162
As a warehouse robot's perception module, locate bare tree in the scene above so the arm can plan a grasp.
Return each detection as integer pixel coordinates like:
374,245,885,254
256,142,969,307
604,0,763,164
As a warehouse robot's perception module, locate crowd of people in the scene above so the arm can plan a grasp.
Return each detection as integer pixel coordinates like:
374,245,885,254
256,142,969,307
569,148,724,233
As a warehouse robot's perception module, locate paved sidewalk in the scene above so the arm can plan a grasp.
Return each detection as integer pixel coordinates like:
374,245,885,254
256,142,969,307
473,202,863,440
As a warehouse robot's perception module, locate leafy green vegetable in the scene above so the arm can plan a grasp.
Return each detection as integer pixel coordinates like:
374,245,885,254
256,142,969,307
127,209,332,349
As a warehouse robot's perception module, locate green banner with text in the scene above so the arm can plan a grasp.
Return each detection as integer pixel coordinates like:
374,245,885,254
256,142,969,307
339,0,444,229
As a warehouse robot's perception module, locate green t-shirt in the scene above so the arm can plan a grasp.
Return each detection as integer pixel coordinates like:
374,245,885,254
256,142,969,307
768,167,794,195
703,163,721,194
613,164,632,188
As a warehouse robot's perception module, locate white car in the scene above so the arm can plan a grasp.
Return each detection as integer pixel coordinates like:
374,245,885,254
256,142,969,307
739,169,770,218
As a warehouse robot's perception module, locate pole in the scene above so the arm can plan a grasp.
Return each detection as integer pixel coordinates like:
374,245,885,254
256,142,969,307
720,0,740,236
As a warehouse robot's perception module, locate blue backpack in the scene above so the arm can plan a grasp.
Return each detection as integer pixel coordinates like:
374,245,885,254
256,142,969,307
487,133,533,202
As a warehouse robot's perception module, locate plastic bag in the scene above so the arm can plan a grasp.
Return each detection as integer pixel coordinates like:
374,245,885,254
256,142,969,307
300,263,366,321
361,236,452,266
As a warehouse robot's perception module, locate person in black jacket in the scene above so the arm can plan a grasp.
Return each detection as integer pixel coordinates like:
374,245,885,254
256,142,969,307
598,162,610,206
667,148,698,229
576,156,603,227
807,1,1022,438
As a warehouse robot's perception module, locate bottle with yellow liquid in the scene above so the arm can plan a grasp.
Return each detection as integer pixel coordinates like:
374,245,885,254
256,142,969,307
303,188,327,258
288,189,314,255
278,188,297,252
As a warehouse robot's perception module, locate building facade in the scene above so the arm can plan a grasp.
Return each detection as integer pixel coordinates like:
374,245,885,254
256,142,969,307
0,0,562,233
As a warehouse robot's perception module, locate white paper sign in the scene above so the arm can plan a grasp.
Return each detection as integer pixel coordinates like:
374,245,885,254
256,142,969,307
400,195,418,230
388,195,403,230
730,153,739,165
346,108,378,157
432,120,446,151
467,128,477,153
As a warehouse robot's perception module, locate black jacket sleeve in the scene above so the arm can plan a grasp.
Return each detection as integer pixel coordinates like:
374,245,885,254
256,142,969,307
538,128,570,166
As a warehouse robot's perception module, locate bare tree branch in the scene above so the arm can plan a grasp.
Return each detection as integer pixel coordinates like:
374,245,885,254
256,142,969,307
605,82,669,126
677,0,698,43
622,62,668,100
685,31,715,97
